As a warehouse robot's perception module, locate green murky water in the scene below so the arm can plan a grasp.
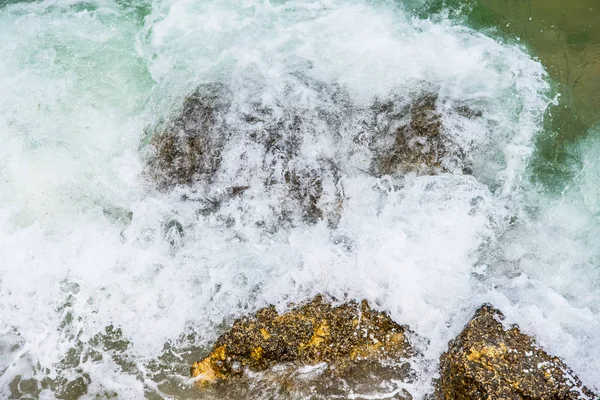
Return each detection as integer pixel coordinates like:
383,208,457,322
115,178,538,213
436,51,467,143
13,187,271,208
420,0,600,189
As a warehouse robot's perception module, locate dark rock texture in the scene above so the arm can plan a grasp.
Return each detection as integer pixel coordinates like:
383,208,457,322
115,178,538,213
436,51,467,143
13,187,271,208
191,295,415,399
436,304,598,400
145,83,231,190
370,94,471,177
144,81,481,228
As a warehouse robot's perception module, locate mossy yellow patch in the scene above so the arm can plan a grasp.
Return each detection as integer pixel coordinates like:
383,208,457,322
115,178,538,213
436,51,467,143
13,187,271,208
191,358,223,386
260,328,271,340
251,346,264,360
191,345,228,387
213,345,227,360
304,321,330,348
466,343,508,364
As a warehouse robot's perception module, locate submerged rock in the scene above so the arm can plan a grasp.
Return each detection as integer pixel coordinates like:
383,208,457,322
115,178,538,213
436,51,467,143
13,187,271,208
370,94,473,177
145,81,482,228
145,83,231,190
144,81,345,226
436,304,598,400
191,295,415,399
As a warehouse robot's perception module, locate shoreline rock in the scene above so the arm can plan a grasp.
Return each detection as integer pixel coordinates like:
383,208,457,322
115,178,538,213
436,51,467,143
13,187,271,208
191,295,415,398
190,298,598,400
370,94,472,177
435,304,598,400
145,83,231,190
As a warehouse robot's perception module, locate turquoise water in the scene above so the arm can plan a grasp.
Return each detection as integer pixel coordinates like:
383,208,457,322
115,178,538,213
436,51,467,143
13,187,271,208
0,0,598,398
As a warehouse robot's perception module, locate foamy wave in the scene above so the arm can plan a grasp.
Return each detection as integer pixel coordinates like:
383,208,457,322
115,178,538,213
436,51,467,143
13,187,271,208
1,0,598,398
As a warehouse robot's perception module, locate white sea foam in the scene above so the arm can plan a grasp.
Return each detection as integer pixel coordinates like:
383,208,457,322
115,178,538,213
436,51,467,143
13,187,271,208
0,0,598,398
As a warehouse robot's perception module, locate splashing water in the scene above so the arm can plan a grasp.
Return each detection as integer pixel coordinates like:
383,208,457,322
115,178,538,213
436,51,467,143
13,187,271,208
0,0,598,398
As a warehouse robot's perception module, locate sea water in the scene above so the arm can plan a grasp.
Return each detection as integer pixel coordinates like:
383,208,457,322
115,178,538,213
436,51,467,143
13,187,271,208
0,0,598,398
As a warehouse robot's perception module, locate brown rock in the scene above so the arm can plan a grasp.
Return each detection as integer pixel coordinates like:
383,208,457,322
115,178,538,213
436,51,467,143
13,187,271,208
191,295,415,399
372,95,473,177
145,83,231,190
144,82,340,225
436,304,598,400
145,82,481,227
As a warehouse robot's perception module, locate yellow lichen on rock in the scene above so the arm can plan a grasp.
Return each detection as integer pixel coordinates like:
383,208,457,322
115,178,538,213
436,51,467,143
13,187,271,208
302,320,330,349
250,347,264,361
190,345,227,386
190,295,415,396
259,328,271,340
436,304,599,400
465,342,508,365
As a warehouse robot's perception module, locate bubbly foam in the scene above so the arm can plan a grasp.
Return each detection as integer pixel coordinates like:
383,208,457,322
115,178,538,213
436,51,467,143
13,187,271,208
0,0,598,398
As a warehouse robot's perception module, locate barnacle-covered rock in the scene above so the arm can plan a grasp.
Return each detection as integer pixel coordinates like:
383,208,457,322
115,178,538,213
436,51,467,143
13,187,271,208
436,304,599,400
191,295,416,399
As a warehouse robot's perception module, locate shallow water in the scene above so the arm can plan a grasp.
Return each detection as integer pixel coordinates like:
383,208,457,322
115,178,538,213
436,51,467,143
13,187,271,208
0,0,599,398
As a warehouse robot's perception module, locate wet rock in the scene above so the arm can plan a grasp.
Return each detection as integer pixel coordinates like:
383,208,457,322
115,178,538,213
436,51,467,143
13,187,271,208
145,83,232,190
436,304,599,400
237,88,346,227
162,219,184,247
102,205,133,225
371,95,472,177
282,165,327,224
145,81,345,226
145,81,481,227
191,295,415,399
195,361,414,400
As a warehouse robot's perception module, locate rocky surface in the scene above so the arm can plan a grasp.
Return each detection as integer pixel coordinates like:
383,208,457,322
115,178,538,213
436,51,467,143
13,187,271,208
144,81,344,226
191,295,416,399
150,84,598,399
189,299,599,399
435,304,598,400
369,94,472,177
144,81,480,228
145,83,231,190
